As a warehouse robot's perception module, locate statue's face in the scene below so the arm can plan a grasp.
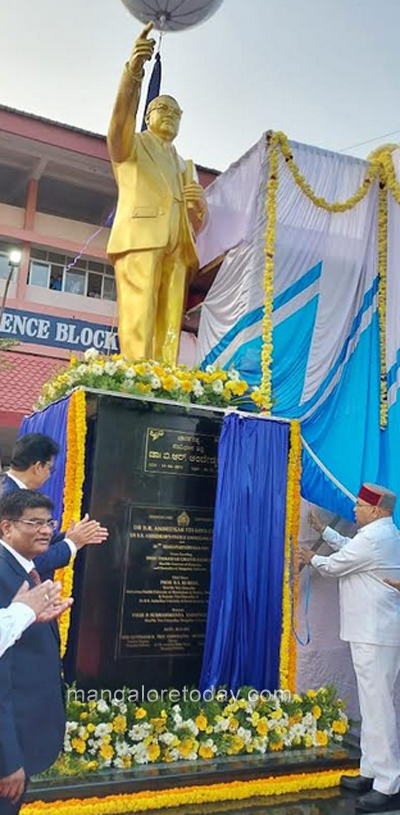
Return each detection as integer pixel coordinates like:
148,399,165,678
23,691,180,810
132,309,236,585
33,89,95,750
147,97,182,142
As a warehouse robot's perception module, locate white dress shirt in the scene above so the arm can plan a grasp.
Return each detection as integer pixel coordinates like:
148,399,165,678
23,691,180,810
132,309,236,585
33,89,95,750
311,517,400,644
0,538,36,657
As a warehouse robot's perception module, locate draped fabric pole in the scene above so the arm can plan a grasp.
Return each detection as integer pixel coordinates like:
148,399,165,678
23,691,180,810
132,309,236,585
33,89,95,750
199,413,289,693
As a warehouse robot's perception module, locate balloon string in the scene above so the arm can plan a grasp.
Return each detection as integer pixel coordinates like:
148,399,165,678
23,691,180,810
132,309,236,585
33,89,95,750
157,31,165,55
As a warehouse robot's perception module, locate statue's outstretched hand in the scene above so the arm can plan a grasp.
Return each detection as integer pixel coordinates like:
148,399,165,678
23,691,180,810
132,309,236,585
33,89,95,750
129,22,156,72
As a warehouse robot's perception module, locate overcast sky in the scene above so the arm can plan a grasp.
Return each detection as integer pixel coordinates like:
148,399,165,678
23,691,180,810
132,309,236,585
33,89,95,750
2,0,400,171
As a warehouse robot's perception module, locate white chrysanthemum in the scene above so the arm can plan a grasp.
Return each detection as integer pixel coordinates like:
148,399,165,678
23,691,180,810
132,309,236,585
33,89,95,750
124,368,137,380
64,737,72,753
168,748,180,761
159,732,176,746
65,721,78,733
129,723,151,741
172,705,181,713
289,723,305,738
78,725,88,738
237,727,252,745
302,712,316,729
228,368,240,381
175,719,199,737
112,701,128,714
203,738,217,753
74,364,87,376
173,713,183,727
150,375,162,389
97,699,110,713
334,735,344,742
115,741,130,756
206,364,216,373
214,718,230,733
193,381,204,397
212,379,224,394
94,723,112,738
91,363,104,376
104,362,117,376
114,359,126,370
84,348,99,362
132,743,149,764
254,736,268,754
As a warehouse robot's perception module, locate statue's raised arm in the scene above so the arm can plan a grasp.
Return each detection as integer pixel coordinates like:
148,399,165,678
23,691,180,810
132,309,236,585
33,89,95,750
108,22,156,163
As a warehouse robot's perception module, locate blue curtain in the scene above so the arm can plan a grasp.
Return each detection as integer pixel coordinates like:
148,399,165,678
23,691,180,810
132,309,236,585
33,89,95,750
199,413,289,693
141,52,162,131
19,396,71,527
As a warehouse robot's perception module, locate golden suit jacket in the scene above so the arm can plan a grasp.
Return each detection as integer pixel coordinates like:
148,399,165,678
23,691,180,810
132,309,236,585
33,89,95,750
108,130,199,273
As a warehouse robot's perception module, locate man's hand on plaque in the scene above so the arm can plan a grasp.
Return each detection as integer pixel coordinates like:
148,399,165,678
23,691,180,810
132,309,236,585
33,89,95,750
129,22,156,73
67,514,109,550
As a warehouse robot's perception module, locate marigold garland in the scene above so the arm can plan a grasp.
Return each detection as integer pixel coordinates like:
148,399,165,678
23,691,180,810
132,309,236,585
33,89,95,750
264,131,399,429
54,390,87,656
260,133,280,411
275,131,379,213
21,768,358,815
279,420,302,691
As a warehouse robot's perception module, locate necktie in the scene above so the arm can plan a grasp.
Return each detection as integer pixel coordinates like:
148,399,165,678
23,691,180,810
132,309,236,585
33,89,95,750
29,568,41,586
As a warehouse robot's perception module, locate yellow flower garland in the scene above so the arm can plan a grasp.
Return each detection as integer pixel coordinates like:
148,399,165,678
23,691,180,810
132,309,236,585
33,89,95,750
262,131,399,429
260,133,280,412
275,131,379,212
21,769,358,815
54,390,87,656
279,420,302,691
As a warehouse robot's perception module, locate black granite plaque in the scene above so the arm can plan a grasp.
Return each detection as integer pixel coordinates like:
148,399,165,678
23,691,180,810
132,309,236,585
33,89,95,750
69,392,223,691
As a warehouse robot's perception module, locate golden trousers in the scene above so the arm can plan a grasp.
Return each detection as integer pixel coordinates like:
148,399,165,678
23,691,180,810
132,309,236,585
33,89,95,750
114,205,188,365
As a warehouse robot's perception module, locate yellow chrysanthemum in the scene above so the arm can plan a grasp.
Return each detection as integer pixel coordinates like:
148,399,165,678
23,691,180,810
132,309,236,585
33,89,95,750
307,690,317,699
135,707,147,720
99,743,114,761
178,738,197,758
312,705,322,720
195,714,208,731
332,720,347,735
256,719,268,737
316,730,329,747
71,737,86,755
199,744,214,760
270,739,284,752
148,743,161,762
112,715,127,733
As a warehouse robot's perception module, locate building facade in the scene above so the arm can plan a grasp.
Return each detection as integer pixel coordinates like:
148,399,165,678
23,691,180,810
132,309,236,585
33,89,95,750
0,105,218,462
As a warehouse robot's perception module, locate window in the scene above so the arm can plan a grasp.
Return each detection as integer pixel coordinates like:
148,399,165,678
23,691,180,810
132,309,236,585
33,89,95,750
28,247,117,302
29,262,49,288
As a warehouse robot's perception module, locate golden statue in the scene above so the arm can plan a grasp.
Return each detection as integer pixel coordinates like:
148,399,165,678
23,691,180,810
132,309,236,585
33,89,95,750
107,22,208,365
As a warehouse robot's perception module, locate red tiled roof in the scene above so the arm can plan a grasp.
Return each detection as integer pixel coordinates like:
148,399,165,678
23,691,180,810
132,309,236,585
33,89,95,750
0,351,67,417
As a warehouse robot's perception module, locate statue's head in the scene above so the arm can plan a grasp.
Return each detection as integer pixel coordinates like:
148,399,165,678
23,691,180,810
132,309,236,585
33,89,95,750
145,95,182,142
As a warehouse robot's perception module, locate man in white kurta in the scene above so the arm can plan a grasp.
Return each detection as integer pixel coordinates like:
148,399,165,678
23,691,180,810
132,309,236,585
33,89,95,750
301,483,400,813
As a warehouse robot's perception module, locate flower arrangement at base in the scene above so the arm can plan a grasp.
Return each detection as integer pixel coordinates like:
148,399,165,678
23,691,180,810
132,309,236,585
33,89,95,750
35,349,258,412
42,686,349,778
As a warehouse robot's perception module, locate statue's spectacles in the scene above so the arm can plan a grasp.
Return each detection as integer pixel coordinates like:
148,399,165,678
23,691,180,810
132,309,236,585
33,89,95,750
14,519,58,532
152,104,182,120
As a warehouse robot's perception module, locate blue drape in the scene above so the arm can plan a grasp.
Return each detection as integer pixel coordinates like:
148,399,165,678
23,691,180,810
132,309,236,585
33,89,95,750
19,396,71,527
199,413,289,693
141,52,162,131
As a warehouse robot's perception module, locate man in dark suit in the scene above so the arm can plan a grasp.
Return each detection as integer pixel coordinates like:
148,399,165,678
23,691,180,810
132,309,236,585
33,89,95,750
0,434,108,579
0,490,68,814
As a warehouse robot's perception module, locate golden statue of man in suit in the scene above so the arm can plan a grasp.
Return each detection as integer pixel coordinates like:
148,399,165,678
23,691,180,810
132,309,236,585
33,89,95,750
107,22,208,365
